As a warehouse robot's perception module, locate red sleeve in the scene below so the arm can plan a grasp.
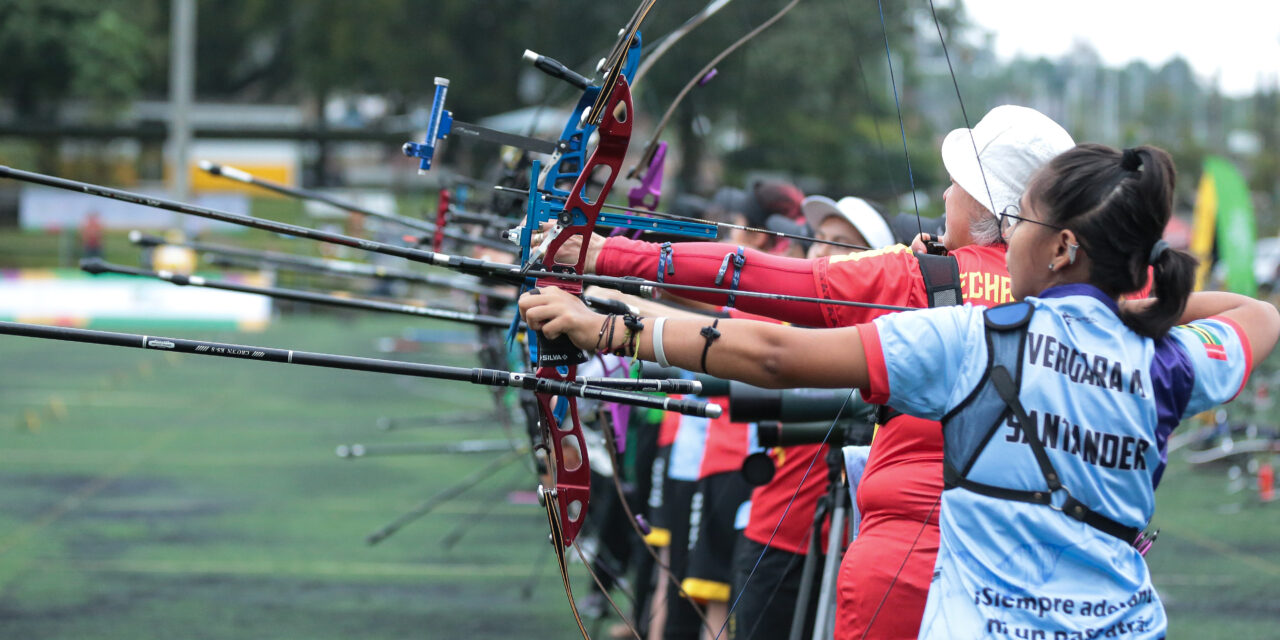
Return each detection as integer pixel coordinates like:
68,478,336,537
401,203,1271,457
858,322,890,404
1210,314,1254,401
595,236,829,326
815,246,929,326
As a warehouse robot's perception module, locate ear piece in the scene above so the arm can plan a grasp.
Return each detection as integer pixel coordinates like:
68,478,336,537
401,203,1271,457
1067,242,1079,265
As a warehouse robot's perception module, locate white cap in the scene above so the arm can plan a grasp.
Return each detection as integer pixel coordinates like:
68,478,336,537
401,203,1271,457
940,105,1074,215
801,195,895,249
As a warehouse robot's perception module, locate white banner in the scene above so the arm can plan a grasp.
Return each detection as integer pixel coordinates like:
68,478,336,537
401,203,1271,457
0,270,272,331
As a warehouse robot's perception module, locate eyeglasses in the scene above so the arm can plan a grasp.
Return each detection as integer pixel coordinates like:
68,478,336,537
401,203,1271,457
997,205,1065,241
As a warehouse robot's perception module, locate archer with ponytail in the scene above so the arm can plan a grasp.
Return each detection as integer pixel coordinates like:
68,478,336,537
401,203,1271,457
520,143,1279,638
1012,143,1196,338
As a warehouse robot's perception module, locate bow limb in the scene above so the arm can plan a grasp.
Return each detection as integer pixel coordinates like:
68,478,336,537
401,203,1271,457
631,0,736,87
534,75,634,552
628,0,802,180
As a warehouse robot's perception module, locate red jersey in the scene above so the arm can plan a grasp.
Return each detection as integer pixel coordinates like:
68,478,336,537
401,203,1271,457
743,443,830,555
825,244,1010,640
658,406,681,448
699,402,750,478
816,243,1012,325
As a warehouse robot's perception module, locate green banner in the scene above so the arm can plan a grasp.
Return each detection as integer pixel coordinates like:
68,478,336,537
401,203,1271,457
1204,156,1257,296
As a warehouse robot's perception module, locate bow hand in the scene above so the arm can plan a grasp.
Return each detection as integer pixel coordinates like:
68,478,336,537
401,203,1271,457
519,287,612,353
530,221,605,274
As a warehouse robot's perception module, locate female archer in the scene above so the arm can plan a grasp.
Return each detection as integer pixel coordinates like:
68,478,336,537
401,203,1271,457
520,143,1280,638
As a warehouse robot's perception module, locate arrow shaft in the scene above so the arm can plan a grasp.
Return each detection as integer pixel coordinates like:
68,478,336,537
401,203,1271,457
0,321,720,417
0,166,905,311
87,261,515,328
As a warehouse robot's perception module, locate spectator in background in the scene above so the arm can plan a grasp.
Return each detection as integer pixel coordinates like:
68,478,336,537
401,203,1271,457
711,181,805,254
800,195,896,259
80,211,103,260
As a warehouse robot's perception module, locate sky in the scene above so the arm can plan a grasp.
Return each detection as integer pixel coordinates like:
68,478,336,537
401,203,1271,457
956,0,1280,96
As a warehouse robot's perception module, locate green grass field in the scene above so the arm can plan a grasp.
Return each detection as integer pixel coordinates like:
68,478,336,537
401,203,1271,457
0,313,1277,638
0,315,589,639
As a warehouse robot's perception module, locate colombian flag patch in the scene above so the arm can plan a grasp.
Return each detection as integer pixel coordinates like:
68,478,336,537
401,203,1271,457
1183,324,1228,361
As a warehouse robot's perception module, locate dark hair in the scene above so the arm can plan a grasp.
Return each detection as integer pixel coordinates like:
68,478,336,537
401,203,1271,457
1026,143,1197,339
752,180,804,221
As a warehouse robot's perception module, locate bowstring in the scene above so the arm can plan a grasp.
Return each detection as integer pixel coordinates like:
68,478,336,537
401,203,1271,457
858,2,992,636
874,0,924,242
546,496,593,640
571,538,644,640
927,0,998,217
599,408,721,638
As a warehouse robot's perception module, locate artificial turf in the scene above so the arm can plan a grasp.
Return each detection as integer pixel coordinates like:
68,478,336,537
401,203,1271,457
0,313,1276,638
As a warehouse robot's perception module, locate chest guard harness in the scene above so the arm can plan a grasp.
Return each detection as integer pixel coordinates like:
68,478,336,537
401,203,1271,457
939,301,1142,543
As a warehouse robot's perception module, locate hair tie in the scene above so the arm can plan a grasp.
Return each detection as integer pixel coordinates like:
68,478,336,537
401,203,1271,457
1148,239,1169,265
1121,148,1143,173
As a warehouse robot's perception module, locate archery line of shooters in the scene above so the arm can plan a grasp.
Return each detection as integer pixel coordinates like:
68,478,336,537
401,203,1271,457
515,106,1280,640
152,104,1280,640
6,99,1279,639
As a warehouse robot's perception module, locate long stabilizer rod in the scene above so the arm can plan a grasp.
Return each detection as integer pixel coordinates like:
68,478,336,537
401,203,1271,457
199,160,511,250
0,165,535,281
0,321,721,418
0,166,909,311
129,230,511,300
81,258,516,329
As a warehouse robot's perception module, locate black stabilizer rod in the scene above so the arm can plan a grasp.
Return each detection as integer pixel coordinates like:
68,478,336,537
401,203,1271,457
205,253,513,300
523,50,592,90
81,258,516,329
0,165,538,284
574,376,702,394
0,166,908,311
129,231,514,300
200,160,510,250
0,321,722,418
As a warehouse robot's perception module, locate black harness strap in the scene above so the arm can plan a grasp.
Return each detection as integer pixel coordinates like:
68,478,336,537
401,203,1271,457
942,304,1142,544
982,366,1141,543
916,252,962,309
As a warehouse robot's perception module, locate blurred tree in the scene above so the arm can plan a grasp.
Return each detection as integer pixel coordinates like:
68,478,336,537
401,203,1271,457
1250,85,1279,235
0,0,158,174
0,0,155,120
626,0,944,203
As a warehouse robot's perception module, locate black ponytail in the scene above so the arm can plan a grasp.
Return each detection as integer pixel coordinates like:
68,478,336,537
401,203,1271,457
1026,144,1197,339
1128,238,1198,338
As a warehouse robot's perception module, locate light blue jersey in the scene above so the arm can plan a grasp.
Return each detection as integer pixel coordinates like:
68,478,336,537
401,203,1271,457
862,284,1251,640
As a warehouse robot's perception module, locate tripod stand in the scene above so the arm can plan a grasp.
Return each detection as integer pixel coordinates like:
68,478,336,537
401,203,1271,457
788,442,873,640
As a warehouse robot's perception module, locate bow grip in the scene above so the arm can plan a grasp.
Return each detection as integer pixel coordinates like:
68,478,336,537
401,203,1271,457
536,331,589,368
528,287,589,368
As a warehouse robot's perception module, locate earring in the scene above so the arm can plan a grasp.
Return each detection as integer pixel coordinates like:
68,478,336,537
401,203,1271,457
1048,262,1056,271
